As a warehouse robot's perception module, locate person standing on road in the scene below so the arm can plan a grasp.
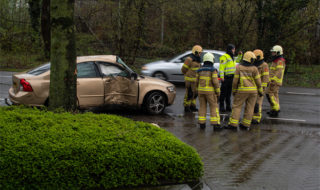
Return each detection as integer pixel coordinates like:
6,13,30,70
219,44,243,112
252,49,270,124
226,51,263,130
196,52,221,130
266,45,286,117
181,45,202,112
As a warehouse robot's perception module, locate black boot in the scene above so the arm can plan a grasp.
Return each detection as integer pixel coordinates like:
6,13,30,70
213,124,223,131
200,124,206,129
190,105,198,112
184,106,191,112
239,123,250,131
267,110,279,117
251,119,259,124
225,125,238,130
271,110,279,117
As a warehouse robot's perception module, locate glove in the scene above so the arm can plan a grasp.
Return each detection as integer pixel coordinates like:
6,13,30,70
258,92,263,97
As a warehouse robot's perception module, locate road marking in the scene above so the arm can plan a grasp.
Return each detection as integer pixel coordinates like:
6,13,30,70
286,92,316,96
266,117,306,122
0,98,4,101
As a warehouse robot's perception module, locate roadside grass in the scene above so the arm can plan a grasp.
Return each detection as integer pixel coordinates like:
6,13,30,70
0,106,203,189
0,53,45,72
283,65,320,88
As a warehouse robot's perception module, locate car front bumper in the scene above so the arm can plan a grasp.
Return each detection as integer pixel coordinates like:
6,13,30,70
141,70,153,76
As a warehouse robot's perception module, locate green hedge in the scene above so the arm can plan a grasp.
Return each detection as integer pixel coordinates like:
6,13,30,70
0,106,203,189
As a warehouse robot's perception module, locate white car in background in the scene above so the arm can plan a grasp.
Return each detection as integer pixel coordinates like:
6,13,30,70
141,49,225,82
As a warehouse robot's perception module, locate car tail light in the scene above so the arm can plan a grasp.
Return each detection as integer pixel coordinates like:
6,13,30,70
20,79,33,92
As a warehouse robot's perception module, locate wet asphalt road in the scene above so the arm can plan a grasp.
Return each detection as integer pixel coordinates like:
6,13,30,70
1,71,320,190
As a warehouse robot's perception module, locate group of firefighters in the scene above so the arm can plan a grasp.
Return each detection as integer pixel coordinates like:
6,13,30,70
181,44,286,130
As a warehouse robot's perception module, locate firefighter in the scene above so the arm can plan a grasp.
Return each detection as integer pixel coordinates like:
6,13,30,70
252,49,270,124
266,45,286,117
196,52,221,130
219,44,242,112
226,51,263,130
181,45,202,112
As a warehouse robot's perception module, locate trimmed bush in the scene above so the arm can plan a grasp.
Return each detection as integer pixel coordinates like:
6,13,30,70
0,106,203,189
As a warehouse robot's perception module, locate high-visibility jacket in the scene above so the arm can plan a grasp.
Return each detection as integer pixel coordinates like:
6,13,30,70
196,67,220,95
232,63,263,94
256,61,270,90
270,57,286,86
181,56,201,82
219,53,238,79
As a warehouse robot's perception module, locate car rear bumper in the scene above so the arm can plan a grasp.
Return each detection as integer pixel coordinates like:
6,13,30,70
8,87,45,106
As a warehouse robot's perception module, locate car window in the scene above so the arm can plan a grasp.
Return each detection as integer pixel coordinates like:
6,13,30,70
213,54,221,63
27,63,51,75
98,62,129,77
77,62,99,78
178,53,193,63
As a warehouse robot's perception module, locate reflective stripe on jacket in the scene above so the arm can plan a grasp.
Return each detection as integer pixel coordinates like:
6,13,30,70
219,53,236,79
181,56,201,82
196,67,220,95
232,64,263,94
257,62,270,90
270,57,286,86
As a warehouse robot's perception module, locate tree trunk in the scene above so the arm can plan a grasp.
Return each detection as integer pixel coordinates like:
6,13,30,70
49,0,77,111
41,0,50,60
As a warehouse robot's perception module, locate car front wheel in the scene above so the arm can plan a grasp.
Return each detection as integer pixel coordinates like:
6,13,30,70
153,72,168,81
144,92,166,115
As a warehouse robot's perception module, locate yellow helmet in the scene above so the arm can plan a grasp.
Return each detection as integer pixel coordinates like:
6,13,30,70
243,51,256,63
270,45,283,55
203,52,215,63
192,45,203,56
253,49,264,60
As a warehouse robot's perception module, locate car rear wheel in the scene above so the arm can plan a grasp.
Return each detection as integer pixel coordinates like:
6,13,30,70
144,92,166,115
153,72,168,81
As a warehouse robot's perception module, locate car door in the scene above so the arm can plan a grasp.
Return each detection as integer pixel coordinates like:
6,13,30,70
97,62,139,106
77,61,104,107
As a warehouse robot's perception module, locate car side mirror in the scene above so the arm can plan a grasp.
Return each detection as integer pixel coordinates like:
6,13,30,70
130,72,138,80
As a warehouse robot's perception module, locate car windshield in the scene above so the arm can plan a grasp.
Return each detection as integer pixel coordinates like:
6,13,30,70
116,57,134,73
27,63,51,75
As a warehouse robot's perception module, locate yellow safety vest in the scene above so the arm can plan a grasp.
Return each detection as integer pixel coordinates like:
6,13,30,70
219,53,236,79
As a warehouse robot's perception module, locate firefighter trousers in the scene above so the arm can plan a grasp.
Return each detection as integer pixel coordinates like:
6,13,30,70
184,81,197,107
253,95,264,123
229,93,257,127
266,83,280,111
198,94,220,124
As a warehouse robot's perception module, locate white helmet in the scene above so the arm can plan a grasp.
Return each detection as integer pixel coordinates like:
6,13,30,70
270,45,283,55
203,52,215,63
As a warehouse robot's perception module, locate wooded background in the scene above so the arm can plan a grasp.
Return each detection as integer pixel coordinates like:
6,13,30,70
0,0,319,68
